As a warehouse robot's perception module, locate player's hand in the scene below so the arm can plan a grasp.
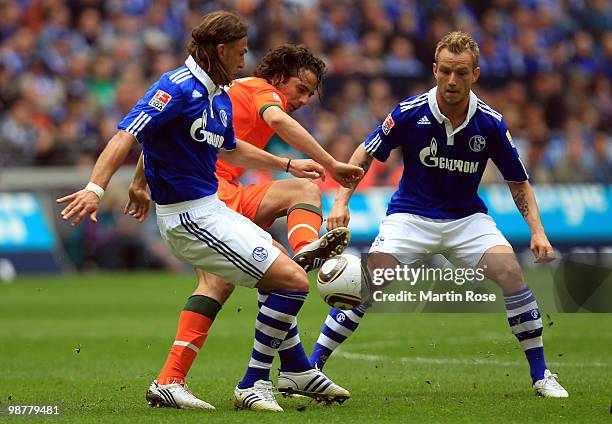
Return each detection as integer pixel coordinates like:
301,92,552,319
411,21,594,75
288,159,325,180
531,232,555,263
327,201,350,230
125,184,151,222
329,160,364,189
56,190,100,227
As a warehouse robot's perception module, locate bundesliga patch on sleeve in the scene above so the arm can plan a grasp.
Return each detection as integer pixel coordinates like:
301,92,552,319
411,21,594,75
148,89,172,111
382,113,395,135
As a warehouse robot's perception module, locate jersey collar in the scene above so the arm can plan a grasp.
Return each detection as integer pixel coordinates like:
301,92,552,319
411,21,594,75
185,55,222,100
427,87,477,145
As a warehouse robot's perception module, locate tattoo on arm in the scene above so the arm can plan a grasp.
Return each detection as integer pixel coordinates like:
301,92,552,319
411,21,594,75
359,159,371,173
512,189,529,218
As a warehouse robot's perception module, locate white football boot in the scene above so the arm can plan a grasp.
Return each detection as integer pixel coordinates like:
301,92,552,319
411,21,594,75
292,227,351,272
146,380,215,409
277,367,350,404
533,370,569,398
233,379,283,412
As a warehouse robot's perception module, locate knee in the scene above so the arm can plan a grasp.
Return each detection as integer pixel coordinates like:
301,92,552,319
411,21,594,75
212,281,235,302
259,256,311,292
294,179,321,206
196,275,235,304
286,267,310,292
493,261,524,288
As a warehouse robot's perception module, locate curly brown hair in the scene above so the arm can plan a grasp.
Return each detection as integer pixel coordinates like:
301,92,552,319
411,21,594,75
187,11,248,86
254,44,326,93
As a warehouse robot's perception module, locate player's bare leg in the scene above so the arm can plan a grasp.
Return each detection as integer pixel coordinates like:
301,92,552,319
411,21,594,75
479,245,525,295
255,179,350,271
479,245,568,398
368,252,401,289
253,178,321,225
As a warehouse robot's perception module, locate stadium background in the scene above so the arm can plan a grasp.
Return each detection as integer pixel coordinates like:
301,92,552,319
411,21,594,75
1,1,611,422
0,0,611,272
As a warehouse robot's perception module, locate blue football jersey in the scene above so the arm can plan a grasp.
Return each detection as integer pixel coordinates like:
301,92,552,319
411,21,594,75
118,56,236,205
364,87,528,219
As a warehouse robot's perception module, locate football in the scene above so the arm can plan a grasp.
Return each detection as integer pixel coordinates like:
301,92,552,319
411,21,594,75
317,254,367,309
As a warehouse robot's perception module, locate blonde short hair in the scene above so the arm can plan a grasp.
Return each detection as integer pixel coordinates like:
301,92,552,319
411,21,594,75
434,31,480,69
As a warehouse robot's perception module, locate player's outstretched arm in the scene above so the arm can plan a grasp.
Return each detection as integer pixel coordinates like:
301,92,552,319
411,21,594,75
507,180,555,263
219,139,325,180
56,130,136,227
327,144,373,230
262,107,363,188
125,152,151,222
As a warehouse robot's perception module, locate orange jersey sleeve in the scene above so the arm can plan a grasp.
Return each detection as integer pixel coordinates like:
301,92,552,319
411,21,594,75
216,77,287,181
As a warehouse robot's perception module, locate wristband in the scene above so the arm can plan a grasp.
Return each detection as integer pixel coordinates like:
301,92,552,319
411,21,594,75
286,159,292,173
85,182,105,199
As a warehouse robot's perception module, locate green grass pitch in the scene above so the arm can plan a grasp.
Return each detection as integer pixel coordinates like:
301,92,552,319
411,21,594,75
1,271,610,423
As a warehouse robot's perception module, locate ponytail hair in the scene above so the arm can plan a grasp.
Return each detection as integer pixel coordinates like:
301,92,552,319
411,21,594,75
187,11,248,86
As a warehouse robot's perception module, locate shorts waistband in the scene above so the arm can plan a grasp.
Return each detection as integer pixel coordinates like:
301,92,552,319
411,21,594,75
390,212,454,223
155,194,219,216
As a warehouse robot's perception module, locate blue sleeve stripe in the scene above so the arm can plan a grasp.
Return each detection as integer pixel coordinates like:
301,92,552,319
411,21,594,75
400,100,427,112
126,111,151,136
365,133,382,154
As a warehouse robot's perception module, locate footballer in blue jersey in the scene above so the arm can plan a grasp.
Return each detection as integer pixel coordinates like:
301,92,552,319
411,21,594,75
117,55,237,205
309,31,569,398
57,11,343,411
364,87,528,219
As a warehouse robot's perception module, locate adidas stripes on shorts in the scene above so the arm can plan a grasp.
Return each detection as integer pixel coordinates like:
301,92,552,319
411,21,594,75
156,195,281,288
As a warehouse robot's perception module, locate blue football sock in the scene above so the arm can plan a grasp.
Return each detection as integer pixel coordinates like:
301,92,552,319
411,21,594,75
504,286,548,382
309,305,367,370
238,290,308,389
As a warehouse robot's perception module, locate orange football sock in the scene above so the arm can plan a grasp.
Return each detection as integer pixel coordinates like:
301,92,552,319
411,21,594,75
157,295,221,385
287,203,323,254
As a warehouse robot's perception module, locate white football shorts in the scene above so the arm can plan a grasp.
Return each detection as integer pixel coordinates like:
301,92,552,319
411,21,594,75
156,195,281,288
369,212,511,268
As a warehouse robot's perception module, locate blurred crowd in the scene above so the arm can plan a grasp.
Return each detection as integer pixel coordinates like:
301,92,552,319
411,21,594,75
1,0,611,188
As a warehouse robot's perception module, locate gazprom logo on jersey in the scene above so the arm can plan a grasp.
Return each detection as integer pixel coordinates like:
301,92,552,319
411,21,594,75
419,138,479,174
190,109,225,148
